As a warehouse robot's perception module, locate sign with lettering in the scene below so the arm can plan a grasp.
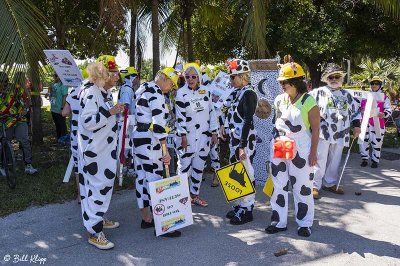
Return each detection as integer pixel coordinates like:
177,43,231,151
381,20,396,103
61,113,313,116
215,161,256,202
149,173,193,236
44,49,83,87
208,71,234,109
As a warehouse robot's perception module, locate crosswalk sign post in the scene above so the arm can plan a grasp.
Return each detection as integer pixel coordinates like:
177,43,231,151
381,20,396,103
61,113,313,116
215,161,256,202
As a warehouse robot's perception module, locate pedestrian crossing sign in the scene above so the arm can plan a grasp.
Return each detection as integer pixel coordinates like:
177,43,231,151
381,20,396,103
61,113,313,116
215,161,256,202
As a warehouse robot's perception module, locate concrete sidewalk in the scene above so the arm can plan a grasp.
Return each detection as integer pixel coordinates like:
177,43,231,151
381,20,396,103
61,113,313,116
1,152,399,266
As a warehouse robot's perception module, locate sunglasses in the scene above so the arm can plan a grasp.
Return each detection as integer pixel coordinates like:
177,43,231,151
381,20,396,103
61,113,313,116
371,82,381,85
327,75,342,80
230,75,237,80
185,75,198,80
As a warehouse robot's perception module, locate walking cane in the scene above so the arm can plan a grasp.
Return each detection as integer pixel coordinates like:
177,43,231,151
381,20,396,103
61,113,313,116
162,143,170,179
118,106,129,186
336,137,356,190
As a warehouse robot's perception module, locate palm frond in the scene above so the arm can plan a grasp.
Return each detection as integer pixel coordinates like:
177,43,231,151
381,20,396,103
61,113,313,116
366,0,400,19
0,0,49,85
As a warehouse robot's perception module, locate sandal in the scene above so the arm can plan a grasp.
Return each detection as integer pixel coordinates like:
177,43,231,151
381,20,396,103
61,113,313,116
191,196,208,207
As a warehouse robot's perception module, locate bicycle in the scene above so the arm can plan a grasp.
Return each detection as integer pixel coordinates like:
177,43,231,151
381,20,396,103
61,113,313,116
0,115,17,189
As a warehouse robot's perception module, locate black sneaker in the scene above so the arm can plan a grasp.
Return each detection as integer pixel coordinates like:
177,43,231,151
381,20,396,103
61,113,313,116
160,230,182,238
298,227,311,237
230,209,253,225
141,220,155,229
226,206,240,219
360,160,368,167
265,225,287,234
371,161,378,168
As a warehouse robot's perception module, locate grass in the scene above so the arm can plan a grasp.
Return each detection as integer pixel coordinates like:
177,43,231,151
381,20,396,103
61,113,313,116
0,107,134,217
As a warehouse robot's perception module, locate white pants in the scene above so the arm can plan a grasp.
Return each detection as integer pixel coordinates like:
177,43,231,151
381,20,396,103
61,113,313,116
313,139,344,189
359,125,385,163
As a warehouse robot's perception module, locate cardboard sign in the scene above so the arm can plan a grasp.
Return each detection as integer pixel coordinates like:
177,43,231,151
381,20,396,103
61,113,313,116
345,89,384,144
148,173,193,236
215,161,256,202
44,50,83,87
208,71,234,109
262,163,274,197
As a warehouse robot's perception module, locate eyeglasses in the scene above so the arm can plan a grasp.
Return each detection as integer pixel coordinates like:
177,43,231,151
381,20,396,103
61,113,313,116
185,75,198,80
279,80,289,86
371,82,381,85
230,75,237,80
327,75,342,80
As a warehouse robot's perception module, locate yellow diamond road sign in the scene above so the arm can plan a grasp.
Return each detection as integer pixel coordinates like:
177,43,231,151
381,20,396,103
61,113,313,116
215,161,256,202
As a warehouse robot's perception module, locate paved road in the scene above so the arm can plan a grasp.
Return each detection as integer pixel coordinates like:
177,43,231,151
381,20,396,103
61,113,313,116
1,152,399,266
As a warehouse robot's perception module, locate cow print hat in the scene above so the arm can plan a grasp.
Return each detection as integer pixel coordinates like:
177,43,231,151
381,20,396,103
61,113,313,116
227,59,251,75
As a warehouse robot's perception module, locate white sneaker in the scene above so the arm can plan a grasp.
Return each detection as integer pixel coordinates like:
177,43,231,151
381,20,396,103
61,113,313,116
88,232,114,250
25,164,38,175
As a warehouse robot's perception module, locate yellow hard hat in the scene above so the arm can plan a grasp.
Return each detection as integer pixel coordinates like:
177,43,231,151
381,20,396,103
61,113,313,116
120,66,138,81
370,76,383,84
81,68,89,79
161,67,179,89
96,55,119,70
277,62,305,81
184,62,201,73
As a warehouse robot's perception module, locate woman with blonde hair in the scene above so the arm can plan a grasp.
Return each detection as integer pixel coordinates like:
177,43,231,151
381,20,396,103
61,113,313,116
77,55,125,250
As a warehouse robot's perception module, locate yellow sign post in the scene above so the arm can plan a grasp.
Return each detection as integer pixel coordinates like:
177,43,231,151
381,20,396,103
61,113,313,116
215,161,255,202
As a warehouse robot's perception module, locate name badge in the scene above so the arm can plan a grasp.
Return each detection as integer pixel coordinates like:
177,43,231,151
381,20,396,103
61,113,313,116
105,98,114,110
198,90,206,94
190,97,205,112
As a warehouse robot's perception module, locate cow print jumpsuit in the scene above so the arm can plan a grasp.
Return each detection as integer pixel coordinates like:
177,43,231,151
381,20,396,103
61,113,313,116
174,84,218,195
77,84,118,234
225,85,257,212
359,90,392,164
133,82,169,209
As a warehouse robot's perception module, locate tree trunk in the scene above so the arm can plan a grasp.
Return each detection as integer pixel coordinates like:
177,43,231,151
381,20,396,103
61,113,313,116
305,59,323,89
129,7,137,67
28,68,43,145
151,0,160,79
185,0,194,62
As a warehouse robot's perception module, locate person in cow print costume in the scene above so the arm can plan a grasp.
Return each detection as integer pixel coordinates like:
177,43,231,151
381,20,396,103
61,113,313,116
174,63,218,207
221,59,257,225
62,68,91,203
265,60,320,237
309,63,361,199
359,76,392,168
77,55,125,250
133,67,182,238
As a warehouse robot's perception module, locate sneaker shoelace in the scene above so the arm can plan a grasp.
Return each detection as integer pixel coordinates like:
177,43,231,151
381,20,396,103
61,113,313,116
234,208,245,220
96,232,108,243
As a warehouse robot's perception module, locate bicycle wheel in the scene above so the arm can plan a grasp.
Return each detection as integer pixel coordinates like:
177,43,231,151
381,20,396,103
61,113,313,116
2,141,16,189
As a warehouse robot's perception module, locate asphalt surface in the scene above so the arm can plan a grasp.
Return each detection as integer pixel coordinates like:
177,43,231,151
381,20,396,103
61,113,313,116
1,149,399,266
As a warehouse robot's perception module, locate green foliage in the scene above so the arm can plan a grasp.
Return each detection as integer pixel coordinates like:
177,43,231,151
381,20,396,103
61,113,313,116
140,59,153,82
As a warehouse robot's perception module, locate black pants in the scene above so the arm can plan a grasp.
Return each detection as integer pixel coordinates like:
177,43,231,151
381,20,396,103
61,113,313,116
51,112,67,139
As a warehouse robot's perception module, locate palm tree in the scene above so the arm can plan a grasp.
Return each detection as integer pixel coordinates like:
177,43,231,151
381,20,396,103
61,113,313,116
0,0,49,144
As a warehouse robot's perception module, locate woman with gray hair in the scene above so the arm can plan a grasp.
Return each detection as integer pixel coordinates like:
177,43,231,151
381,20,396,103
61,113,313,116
221,59,257,225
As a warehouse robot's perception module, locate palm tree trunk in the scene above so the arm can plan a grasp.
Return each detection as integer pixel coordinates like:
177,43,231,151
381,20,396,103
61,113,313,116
28,68,43,145
186,14,194,62
151,0,160,79
129,7,137,67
